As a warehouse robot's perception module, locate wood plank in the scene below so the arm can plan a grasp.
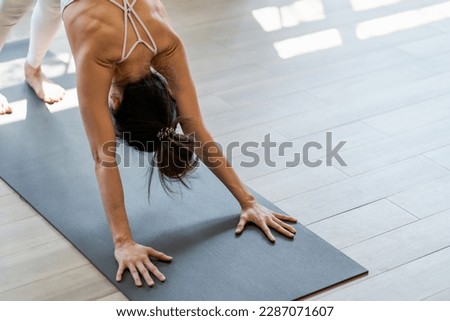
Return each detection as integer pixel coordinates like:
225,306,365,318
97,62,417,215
0,239,88,293
289,121,386,162
212,125,293,182
174,0,351,44
246,25,439,79
338,118,450,176
261,47,416,78
423,287,450,301
195,64,274,97
190,21,442,80
214,46,433,108
189,46,276,77
307,199,417,249
381,0,448,13
214,124,290,160
389,175,450,219
175,12,264,44
424,145,450,170
276,156,449,225
214,124,289,154
428,18,450,33
198,95,235,117
321,0,352,11
317,246,450,300
0,179,13,196
214,0,446,54
362,92,450,135
0,265,117,301
166,0,276,29
214,72,322,109
0,194,36,226
0,216,61,258
0,193,22,207
184,41,228,62
397,32,450,58
246,165,347,203
307,57,450,104
269,71,450,139
341,209,450,277
190,22,437,77
215,7,391,50
232,121,385,182
204,91,326,136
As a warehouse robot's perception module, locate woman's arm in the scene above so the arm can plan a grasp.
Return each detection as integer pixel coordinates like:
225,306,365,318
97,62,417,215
69,38,171,287
153,35,297,242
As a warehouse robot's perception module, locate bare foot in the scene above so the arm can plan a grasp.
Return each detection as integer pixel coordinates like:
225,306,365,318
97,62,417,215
0,93,12,115
24,62,65,104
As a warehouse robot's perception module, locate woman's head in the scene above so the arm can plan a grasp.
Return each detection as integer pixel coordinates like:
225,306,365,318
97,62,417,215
112,71,198,192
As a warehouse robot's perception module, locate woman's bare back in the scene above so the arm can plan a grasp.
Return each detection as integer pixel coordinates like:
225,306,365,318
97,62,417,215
63,0,176,84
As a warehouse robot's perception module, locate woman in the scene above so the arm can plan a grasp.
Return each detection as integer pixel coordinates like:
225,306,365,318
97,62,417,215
62,0,297,287
0,0,65,115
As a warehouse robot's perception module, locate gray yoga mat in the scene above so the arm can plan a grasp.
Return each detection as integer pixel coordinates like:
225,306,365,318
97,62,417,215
0,40,367,300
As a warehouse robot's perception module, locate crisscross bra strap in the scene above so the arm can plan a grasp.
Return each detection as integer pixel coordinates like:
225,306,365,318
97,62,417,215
108,0,158,63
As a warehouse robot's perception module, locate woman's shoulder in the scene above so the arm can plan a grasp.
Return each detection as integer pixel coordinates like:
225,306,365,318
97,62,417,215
63,1,125,63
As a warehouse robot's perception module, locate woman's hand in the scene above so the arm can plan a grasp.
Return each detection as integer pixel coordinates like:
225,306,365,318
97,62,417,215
114,241,173,287
235,202,298,242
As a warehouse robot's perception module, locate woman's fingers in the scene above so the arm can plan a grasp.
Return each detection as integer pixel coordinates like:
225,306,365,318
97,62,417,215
144,258,166,282
257,221,276,242
274,217,297,234
129,267,143,287
273,212,297,223
136,262,155,287
116,263,125,282
148,248,173,262
235,217,248,235
114,243,172,286
237,214,295,241
122,259,166,287
237,205,299,242
269,220,295,239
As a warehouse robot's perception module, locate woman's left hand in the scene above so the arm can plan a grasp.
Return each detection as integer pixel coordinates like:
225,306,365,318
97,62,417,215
235,202,298,242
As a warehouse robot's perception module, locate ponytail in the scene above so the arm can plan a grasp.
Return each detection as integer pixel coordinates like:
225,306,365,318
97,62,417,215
112,71,198,195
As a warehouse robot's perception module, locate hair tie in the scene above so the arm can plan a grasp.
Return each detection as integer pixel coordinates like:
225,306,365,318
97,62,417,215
157,127,175,141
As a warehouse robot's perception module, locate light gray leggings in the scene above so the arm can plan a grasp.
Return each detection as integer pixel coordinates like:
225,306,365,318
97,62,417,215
0,0,61,67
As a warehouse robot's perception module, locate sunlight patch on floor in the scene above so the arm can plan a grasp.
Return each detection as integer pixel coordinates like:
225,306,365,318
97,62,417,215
0,58,27,89
252,0,325,32
46,87,78,114
273,28,342,59
351,0,404,12
356,1,450,39
0,99,27,126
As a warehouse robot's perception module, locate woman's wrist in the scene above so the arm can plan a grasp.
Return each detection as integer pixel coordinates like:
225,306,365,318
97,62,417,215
238,192,257,210
113,234,133,248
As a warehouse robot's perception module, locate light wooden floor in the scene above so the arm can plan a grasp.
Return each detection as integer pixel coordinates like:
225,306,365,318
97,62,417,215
1,0,450,300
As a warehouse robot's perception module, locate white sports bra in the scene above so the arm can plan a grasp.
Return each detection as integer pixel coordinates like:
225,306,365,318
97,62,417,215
61,0,158,63
61,0,75,13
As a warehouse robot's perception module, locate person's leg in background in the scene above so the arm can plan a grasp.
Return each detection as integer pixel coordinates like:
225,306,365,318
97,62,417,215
0,0,64,115
25,0,64,105
0,0,34,114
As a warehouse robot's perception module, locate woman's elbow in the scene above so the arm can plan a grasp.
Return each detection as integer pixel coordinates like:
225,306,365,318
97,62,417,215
91,142,117,169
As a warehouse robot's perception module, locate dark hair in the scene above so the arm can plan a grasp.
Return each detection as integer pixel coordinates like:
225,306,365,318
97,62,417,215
112,71,198,193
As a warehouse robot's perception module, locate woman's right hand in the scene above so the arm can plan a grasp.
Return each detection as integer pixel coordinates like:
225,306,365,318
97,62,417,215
114,240,173,287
